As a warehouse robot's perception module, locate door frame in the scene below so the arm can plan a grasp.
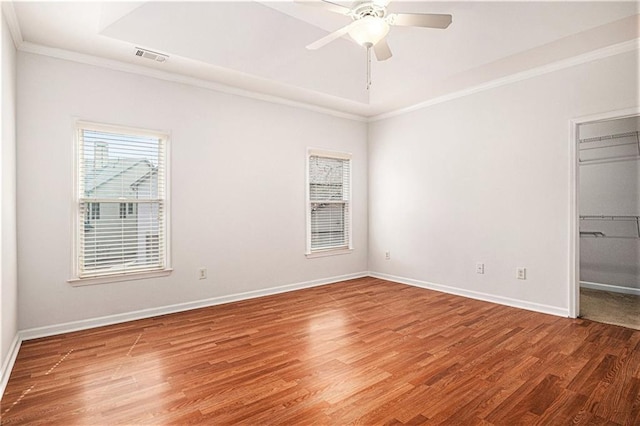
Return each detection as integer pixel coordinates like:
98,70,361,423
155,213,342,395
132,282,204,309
568,106,640,318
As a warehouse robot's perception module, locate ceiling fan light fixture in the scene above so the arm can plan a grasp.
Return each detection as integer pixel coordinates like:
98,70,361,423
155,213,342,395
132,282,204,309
348,15,390,47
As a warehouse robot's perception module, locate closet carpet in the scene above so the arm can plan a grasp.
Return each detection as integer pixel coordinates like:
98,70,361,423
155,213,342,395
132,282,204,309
580,288,640,330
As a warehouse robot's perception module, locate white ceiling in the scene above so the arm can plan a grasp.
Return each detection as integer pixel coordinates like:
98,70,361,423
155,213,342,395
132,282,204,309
8,1,640,117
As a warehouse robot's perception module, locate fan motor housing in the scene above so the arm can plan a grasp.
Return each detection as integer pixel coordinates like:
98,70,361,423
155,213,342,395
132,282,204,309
351,2,386,20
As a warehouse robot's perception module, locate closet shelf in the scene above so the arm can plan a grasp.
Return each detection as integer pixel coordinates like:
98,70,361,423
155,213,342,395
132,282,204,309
578,130,639,164
579,215,640,239
579,131,639,144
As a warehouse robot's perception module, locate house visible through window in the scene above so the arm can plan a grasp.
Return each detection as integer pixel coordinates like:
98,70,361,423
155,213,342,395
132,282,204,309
306,150,352,255
75,121,169,280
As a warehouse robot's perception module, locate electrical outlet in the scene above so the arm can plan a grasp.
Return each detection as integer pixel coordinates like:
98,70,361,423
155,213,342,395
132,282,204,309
385,251,391,260
199,267,207,280
476,263,485,274
517,267,526,280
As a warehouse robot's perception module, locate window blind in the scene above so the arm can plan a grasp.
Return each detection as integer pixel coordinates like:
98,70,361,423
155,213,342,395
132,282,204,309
77,123,167,278
308,153,351,252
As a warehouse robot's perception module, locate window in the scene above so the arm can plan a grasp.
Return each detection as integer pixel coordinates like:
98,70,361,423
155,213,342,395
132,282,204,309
73,121,170,282
119,202,135,219
88,202,100,220
306,150,352,256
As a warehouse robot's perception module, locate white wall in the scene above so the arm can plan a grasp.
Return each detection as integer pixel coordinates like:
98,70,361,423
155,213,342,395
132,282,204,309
368,50,639,315
1,9,18,376
579,116,640,290
17,52,368,330
12,38,639,333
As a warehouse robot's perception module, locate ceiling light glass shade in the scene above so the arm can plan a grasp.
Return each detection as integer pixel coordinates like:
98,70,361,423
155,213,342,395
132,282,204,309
348,16,390,46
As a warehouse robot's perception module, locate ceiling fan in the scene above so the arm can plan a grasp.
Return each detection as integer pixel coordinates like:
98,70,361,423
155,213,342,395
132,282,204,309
295,0,452,61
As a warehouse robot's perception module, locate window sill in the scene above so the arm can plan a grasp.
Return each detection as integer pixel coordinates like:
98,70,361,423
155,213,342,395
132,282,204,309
68,268,173,287
305,248,353,259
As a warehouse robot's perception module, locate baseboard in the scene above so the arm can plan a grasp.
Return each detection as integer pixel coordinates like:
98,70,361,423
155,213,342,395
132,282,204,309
580,281,640,296
370,272,569,318
20,271,369,341
0,333,22,398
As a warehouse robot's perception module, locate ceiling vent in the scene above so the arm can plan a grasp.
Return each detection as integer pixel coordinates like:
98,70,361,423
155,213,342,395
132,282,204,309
134,48,168,63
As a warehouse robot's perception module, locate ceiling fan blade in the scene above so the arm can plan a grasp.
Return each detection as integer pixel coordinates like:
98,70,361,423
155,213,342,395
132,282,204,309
294,0,351,16
389,13,452,29
373,39,392,61
306,20,362,50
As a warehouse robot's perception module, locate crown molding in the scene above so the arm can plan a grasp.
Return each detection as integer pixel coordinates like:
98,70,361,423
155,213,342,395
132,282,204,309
14,33,639,124
1,1,23,48
370,38,640,122
18,42,369,123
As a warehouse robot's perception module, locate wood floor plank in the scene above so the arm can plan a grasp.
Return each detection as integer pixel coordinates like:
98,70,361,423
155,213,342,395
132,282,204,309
2,277,639,425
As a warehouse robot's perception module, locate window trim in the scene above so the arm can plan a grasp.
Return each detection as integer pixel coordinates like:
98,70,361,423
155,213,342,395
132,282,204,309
305,148,353,257
70,120,172,286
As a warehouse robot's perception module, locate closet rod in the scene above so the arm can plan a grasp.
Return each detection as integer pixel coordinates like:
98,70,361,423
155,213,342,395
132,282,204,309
578,154,640,165
579,140,637,151
579,235,639,240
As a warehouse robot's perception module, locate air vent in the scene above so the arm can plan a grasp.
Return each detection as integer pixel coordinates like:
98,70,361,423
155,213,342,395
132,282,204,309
134,48,168,63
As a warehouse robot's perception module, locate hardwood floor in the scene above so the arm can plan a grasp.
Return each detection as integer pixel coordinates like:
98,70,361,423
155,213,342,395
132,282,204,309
2,277,639,425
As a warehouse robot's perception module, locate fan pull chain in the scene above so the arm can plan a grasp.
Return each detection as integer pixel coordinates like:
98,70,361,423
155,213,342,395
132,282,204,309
366,45,372,91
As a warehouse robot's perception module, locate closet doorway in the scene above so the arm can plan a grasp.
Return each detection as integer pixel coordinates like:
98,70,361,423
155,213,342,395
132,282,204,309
576,113,640,330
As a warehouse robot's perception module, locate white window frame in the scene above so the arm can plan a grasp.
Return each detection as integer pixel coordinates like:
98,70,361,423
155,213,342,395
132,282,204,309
69,121,172,286
305,149,353,258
